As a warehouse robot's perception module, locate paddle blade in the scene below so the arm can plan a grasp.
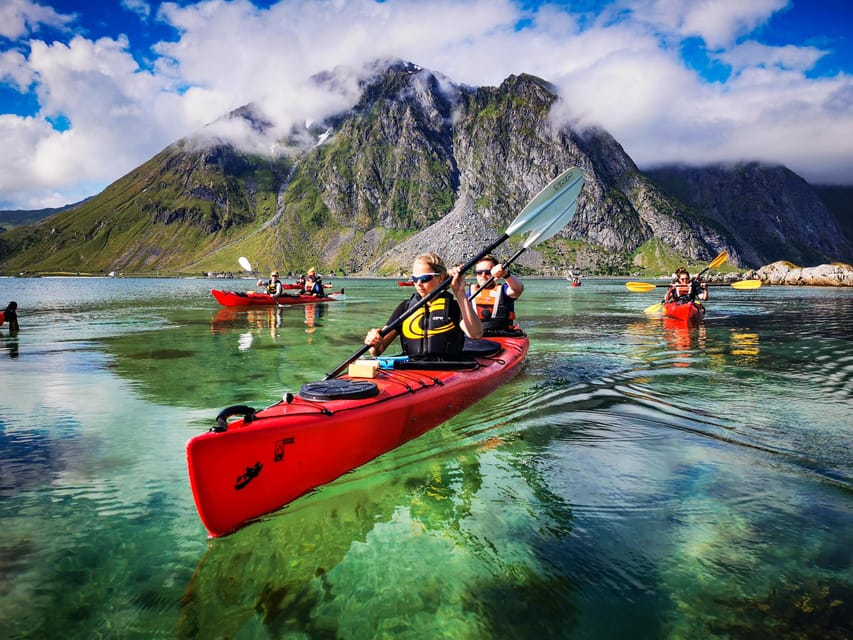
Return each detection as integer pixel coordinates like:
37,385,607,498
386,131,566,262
731,279,762,289
644,302,663,314
238,256,252,272
626,281,657,293
523,201,579,248
506,167,584,238
708,251,728,271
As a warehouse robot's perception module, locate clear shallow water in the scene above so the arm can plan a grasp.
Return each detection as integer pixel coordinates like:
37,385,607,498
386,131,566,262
0,277,850,639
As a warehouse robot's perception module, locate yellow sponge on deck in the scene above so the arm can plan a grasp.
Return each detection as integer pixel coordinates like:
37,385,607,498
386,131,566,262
348,359,379,378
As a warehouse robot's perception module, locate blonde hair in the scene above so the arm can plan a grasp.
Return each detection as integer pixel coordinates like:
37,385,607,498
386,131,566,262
413,253,447,276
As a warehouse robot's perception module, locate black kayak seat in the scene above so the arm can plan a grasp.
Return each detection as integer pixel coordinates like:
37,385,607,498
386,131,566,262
461,337,503,357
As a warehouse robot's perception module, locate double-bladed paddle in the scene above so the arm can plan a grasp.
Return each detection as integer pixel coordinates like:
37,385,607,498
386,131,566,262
628,278,762,294
323,167,585,380
238,256,253,272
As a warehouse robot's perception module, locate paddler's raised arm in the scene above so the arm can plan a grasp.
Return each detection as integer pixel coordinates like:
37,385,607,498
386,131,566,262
450,266,483,339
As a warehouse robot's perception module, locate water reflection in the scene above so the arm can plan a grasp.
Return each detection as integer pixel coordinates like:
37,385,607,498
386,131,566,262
179,437,576,639
211,304,327,344
303,303,324,342
3,335,18,358
661,317,706,368
729,331,760,365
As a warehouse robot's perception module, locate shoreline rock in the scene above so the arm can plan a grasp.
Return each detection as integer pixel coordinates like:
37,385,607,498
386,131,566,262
743,261,853,286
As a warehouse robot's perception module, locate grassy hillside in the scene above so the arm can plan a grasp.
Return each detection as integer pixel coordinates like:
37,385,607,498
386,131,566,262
0,142,291,274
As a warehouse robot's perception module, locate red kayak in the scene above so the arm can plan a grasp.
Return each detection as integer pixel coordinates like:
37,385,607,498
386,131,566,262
210,289,344,306
186,333,528,537
662,301,705,323
397,280,414,286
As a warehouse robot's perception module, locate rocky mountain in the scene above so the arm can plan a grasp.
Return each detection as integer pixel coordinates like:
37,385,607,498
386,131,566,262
1,60,850,276
645,164,852,267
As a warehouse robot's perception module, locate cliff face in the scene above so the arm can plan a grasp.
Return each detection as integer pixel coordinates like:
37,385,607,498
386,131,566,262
1,60,849,275
646,164,852,267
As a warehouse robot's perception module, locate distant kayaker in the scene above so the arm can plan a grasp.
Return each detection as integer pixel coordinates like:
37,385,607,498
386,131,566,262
664,268,708,304
257,271,284,297
2,301,19,332
468,254,524,335
303,268,324,296
364,252,483,358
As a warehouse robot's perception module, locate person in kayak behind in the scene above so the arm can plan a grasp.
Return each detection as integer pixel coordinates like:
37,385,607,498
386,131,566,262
364,252,483,360
468,254,525,336
257,271,284,297
664,267,708,306
303,268,325,297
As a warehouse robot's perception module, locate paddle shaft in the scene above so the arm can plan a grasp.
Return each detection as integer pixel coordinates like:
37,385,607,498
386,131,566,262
323,233,509,379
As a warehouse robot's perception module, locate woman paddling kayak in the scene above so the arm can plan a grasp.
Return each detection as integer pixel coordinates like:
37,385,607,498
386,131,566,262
364,252,483,359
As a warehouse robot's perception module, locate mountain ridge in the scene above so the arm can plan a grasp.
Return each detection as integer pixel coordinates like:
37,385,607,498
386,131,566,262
1,60,851,276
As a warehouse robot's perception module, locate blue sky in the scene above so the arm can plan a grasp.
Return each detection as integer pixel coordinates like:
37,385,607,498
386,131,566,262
1,0,851,210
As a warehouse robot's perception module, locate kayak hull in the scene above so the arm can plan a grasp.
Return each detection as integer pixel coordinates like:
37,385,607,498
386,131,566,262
662,301,705,322
211,289,340,306
186,334,528,537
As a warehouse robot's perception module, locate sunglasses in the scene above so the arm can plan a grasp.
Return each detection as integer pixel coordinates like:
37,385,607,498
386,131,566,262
410,273,441,283
475,269,492,276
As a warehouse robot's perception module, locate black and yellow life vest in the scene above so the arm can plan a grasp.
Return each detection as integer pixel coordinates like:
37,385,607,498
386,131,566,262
469,283,515,330
399,293,464,357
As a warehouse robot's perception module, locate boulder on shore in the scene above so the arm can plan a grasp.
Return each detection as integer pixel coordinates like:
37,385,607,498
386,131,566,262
743,261,853,286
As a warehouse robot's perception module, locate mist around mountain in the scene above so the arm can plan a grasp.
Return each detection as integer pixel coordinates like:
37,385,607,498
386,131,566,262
1,60,850,276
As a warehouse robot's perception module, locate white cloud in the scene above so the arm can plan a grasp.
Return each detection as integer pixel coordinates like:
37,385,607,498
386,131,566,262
716,41,826,73
0,33,201,207
121,0,151,21
0,0,74,40
0,0,852,209
622,0,790,48
0,48,34,90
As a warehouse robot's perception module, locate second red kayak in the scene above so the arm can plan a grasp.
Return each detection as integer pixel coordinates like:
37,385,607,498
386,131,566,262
662,301,705,323
211,289,344,306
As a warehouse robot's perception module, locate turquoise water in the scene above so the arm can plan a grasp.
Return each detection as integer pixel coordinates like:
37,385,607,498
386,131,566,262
0,277,850,639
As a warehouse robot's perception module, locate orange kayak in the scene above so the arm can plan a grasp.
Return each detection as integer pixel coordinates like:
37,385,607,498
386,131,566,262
662,301,705,323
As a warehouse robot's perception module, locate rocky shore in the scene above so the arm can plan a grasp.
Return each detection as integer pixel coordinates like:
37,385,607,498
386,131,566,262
708,261,853,286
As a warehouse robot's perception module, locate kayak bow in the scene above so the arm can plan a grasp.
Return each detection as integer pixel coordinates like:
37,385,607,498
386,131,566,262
661,301,705,323
186,333,528,537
